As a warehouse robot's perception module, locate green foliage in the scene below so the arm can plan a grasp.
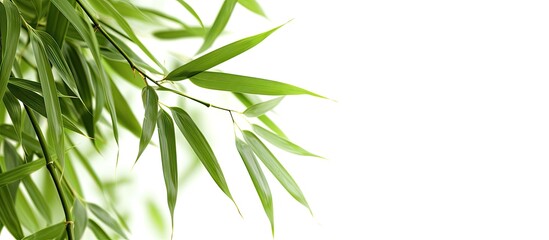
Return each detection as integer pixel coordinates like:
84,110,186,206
0,0,323,238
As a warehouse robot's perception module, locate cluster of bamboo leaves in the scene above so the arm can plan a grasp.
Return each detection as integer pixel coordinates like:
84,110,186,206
0,0,324,239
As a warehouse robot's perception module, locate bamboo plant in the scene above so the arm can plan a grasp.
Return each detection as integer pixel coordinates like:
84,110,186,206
0,0,323,239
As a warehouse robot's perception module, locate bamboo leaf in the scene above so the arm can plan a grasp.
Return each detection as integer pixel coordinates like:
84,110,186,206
175,0,204,27
0,0,20,102
22,177,53,225
153,28,207,40
166,25,282,80
191,72,326,98
198,0,237,53
88,203,127,239
243,97,283,117
22,222,66,240
88,220,112,240
243,131,311,210
31,30,66,167
0,165,23,239
0,124,41,154
73,199,87,240
45,0,74,46
234,93,286,138
252,124,322,158
0,159,45,187
35,31,80,98
136,86,158,163
157,109,178,229
238,0,266,17
3,91,22,139
171,107,234,200
235,139,274,234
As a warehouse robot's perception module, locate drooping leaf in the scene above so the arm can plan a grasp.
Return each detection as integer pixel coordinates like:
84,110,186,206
13,191,40,234
238,0,266,17
234,93,286,138
31,30,66,167
135,86,158,163
243,131,311,210
73,199,88,240
252,124,321,158
153,28,207,40
243,97,283,117
22,222,66,240
88,220,112,240
175,0,204,27
0,0,20,103
0,124,41,154
0,164,23,238
3,91,22,139
88,203,127,239
166,25,282,80
157,109,178,229
22,177,53,224
0,159,45,187
235,139,274,234
170,107,234,200
191,72,325,98
197,0,237,53
45,0,75,46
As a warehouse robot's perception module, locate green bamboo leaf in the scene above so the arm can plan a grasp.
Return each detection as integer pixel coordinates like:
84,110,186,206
8,84,85,135
175,0,204,27
88,220,112,240
234,93,286,138
166,25,282,80
0,159,45,187
157,109,178,229
0,124,41,154
252,124,322,158
146,200,166,237
35,31,80,98
111,80,141,137
3,91,22,138
45,0,74,46
31,30,66,167
191,72,326,98
135,86,158,163
243,131,311,210
73,199,87,240
198,0,237,53
14,191,40,234
243,97,283,117
8,78,79,99
235,139,274,234
22,222,65,240
170,107,234,200
88,203,127,239
153,28,207,40
0,0,20,102
238,0,266,17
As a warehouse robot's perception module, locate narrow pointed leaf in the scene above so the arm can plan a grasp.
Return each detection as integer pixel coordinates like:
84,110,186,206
22,222,66,240
23,178,53,224
252,124,321,158
73,199,88,240
3,92,22,138
175,0,204,27
198,0,237,53
45,0,74,46
234,93,286,138
0,167,23,239
170,107,233,200
0,1,20,102
243,97,283,117
0,124,41,154
236,139,274,234
88,220,112,240
111,80,141,137
243,131,311,210
136,86,158,163
153,28,207,40
166,25,282,80
31,31,65,166
88,203,127,239
157,110,178,229
0,159,45,187
192,72,326,98
238,0,266,17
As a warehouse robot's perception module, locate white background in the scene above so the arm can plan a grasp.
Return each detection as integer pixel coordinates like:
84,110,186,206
3,0,549,239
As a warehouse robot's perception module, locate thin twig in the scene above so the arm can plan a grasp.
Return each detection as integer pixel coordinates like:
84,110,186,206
24,105,74,240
